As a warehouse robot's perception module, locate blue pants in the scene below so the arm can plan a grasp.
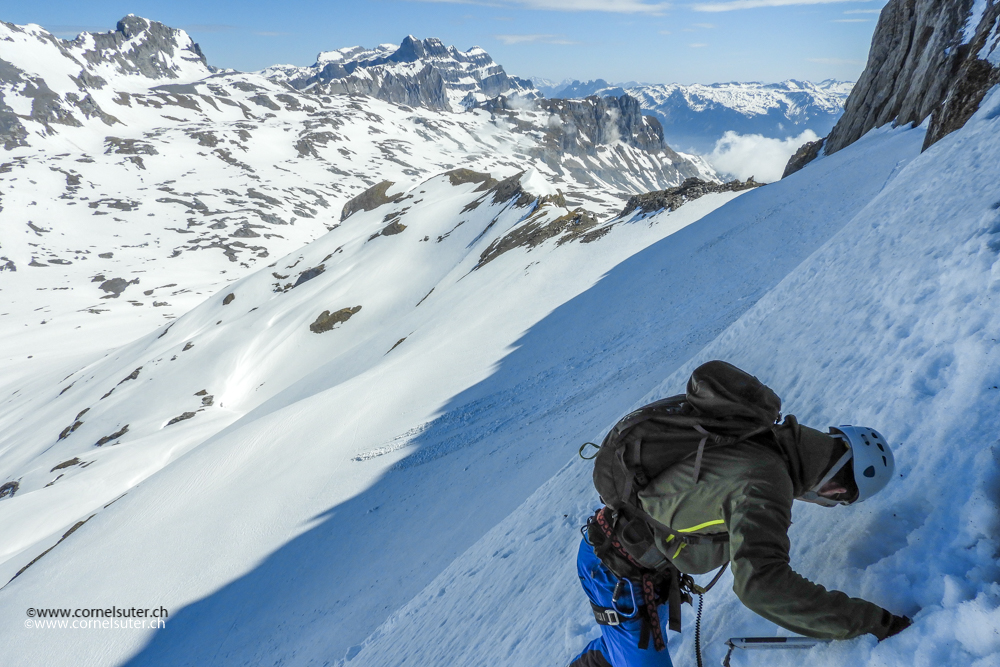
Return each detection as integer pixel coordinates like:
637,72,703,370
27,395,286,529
570,537,674,667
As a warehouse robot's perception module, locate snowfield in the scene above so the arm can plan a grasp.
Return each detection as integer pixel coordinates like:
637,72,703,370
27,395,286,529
1,17,999,667
340,95,1000,667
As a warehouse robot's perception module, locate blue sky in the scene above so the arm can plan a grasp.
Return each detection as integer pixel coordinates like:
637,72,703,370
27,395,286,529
9,0,885,84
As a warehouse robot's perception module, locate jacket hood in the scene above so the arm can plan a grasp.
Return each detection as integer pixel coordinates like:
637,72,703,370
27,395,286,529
773,415,845,497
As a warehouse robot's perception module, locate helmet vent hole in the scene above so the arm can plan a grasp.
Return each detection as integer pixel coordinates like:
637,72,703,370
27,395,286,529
877,442,884,451
863,465,876,478
882,456,887,466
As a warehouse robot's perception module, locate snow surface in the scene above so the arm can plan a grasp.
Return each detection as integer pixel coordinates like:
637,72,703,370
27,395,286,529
339,93,1000,667
2,15,998,667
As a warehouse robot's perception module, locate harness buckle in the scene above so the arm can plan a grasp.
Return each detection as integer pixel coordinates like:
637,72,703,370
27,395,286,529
602,609,622,626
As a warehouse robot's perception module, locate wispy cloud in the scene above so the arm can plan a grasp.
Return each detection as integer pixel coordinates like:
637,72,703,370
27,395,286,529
693,0,872,12
833,18,870,22
807,57,864,64
693,22,716,27
415,0,671,13
495,33,579,44
689,42,709,47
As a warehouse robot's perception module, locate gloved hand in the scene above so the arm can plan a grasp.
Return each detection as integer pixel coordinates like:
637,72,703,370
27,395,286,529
879,614,912,641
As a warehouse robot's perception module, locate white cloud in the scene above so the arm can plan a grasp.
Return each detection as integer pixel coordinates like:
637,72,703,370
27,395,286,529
693,0,872,12
494,33,578,44
707,129,819,182
415,0,671,12
807,57,865,64
689,42,709,47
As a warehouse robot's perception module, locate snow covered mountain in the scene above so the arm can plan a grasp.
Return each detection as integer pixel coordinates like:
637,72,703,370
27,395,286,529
3,4,999,667
0,15,716,388
530,78,852,156
264,36,536,111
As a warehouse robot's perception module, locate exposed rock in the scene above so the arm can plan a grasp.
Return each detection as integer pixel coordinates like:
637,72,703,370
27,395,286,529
0,481,19,499
166,412,196,426
105,137,158,155
99,277,139,297
782,138,827,178
310,306,362,333
926,3,1000,146
222,293,235,305
476,207,601,269
95,424,129,446
341,181,406,221
51,457,81,472
293,265,325,287
446,168,497,189
8,515,93,583
117,367,142,385
826,0,1000,154
619,177,763,218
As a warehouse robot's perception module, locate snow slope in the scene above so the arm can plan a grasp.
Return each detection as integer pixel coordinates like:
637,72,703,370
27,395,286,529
0,103,928,665
343,93,1000,667
0,16,715,409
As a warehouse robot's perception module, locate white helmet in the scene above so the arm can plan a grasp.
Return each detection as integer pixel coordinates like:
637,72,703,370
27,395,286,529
831,425,895,503
799,425,895,506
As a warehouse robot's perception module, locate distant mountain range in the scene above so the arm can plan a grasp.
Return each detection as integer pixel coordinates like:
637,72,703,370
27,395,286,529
533,78,853,154
263,36,536,112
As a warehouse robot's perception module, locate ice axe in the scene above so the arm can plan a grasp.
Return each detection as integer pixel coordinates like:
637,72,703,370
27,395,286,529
722,637,832,666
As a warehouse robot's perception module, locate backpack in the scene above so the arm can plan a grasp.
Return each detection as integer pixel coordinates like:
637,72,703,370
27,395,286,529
582,360,782,649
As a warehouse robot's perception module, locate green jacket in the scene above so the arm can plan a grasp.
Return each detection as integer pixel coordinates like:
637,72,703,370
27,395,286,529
638,416,892,640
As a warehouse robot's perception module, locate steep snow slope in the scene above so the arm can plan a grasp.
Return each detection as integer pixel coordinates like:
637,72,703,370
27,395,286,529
0,165,743,665
345,93,1000,666
0,113,922,665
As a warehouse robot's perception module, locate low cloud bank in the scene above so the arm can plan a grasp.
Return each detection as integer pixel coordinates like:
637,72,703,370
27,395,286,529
707,130,820,182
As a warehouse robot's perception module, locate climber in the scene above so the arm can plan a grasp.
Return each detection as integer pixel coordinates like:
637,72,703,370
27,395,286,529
569,361,912,667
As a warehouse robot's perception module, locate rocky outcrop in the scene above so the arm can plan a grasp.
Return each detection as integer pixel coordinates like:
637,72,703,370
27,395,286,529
341,181,407,221
310,306,362,333
925,2,1000,146
824,0,1000,155
782,138,826,178
619,177,763,218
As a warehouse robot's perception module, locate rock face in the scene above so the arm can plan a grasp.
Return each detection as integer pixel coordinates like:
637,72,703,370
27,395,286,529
825,0,1000,155
781,138,826,178
477,94,711,192
618,177,763,218
266,36,536,112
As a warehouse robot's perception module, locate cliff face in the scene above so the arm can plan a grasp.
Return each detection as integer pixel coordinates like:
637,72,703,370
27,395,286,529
825,0,1000,155
271,36,535,112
